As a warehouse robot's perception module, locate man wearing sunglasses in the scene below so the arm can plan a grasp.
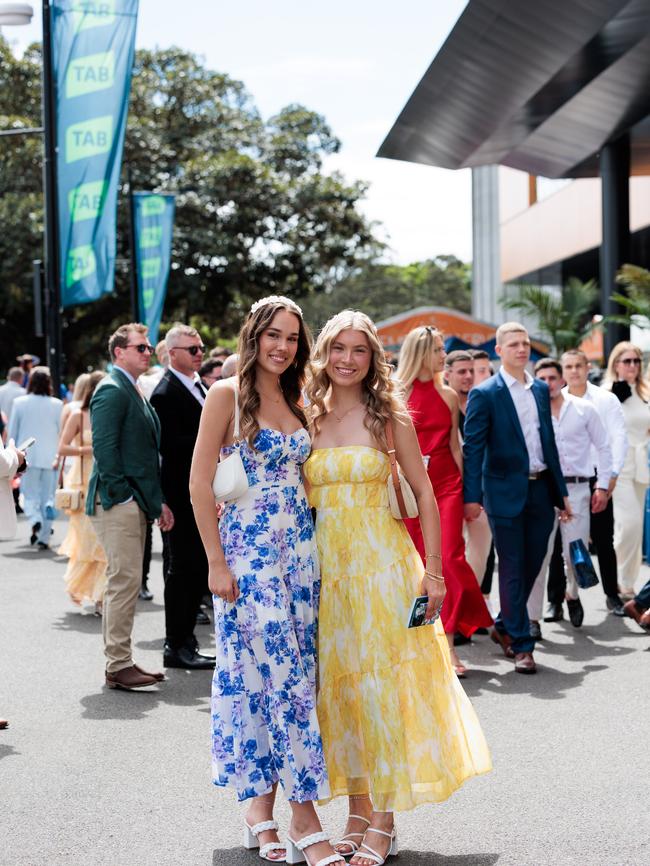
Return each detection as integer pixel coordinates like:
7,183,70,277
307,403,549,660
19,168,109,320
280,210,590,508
150,325,215,670
87,323,174,691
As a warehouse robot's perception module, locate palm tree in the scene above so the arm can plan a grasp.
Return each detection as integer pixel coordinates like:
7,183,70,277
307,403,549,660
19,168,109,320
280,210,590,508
607,264,650,327
501,278,599,354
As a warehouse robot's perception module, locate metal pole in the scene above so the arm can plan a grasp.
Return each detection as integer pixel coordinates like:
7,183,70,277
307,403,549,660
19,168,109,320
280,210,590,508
127,167,140,321
41,0,63,394
600,133,631,357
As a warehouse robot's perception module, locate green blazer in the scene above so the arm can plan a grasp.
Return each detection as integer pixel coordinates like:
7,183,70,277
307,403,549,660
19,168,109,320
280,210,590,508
86,369,163,519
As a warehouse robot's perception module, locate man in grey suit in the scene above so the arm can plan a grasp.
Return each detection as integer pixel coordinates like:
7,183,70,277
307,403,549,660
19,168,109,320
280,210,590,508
0,368,26,421
87,323,174,691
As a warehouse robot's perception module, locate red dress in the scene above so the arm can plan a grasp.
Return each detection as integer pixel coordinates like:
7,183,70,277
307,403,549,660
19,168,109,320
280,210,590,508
404,379,493,637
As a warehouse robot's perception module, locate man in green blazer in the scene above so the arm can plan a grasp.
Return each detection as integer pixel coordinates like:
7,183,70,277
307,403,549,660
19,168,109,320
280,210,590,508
88,323,174,690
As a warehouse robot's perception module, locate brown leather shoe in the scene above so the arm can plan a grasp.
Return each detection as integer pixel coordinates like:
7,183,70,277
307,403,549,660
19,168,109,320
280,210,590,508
106,665,159,690
640,611,650,631
489,626,515,658
134,663,165,682
514,652,537,674
623,599,644,623
0,719,8,730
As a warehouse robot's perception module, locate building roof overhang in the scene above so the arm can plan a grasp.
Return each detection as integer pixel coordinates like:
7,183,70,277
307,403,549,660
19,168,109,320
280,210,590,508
377,0,650,179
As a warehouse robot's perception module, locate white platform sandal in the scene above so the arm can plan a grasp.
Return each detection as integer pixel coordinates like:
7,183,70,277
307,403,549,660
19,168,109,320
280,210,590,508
332,814,371,857
243,820,287,862
286,830,346,866
350,828,398,866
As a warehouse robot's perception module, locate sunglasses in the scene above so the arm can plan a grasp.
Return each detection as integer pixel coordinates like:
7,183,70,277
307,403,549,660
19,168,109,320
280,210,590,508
126,343,155,354
173,345,206,356
619,357,641,366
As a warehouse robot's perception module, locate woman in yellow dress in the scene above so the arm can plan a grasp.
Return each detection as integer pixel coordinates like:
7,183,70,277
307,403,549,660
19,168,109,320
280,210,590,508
57,371,107,612
304,311,491,866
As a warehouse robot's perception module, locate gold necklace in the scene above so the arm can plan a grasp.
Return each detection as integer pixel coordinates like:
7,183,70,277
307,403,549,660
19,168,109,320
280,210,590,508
330,402,362,423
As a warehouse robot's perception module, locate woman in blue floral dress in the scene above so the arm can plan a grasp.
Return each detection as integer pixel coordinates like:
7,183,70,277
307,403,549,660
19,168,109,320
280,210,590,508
191,297,343,866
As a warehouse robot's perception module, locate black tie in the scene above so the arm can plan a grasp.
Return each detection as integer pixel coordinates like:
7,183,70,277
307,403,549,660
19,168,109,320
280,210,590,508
194,380,207,399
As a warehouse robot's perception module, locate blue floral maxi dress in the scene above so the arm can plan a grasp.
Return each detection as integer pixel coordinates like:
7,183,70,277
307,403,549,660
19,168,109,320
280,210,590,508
212,427,330,803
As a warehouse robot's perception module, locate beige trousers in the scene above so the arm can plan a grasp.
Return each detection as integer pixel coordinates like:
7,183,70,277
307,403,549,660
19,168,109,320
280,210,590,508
612,477,647,591
92,500,147,673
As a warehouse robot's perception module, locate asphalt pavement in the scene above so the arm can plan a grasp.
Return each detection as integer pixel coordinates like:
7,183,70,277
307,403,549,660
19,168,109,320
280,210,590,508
1,514,648,866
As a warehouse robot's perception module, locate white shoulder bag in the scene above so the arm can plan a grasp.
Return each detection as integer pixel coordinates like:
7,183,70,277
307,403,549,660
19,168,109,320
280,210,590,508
212,383,249,503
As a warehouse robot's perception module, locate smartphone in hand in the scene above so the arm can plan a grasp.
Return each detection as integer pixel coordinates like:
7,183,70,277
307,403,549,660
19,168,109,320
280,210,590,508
17,437,36,451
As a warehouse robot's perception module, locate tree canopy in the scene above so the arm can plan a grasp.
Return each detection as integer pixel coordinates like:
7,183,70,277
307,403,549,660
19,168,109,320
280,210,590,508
0,42,380,372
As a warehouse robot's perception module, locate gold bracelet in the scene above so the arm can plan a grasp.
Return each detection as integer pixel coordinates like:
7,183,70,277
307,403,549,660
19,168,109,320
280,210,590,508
426,553,442,560
424,571,445,582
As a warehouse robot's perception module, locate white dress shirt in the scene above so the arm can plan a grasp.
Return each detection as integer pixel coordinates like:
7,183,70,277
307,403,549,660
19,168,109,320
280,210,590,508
552,395,612,488
169,365,205,406
562,382,628,476
500,368,546,472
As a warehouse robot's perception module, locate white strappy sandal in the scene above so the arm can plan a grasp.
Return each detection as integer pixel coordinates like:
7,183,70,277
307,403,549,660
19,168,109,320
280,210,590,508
350,828,398,866
244,820,287,862
332,814,371,857
286,830,346,866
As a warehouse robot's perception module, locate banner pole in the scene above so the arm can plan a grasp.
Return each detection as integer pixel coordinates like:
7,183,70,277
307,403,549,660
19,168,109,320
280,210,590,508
42,0,63,395
127,167,140,322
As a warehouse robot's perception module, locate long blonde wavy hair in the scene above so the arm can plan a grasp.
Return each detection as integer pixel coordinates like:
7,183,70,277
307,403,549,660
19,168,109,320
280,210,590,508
603,340,650,401
306,310,408,449
237,296,312,447
395,325,444,389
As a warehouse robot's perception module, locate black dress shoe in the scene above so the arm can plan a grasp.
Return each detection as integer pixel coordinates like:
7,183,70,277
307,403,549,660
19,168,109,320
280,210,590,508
195,648,216,662
606,596,626,616
30,522,41,545
529,620,542,640
163,646,215,670
453,632,472,646
196,609,211,625
567,597,584,627
544,602,564,622
36,541,49,551
138,586,153,601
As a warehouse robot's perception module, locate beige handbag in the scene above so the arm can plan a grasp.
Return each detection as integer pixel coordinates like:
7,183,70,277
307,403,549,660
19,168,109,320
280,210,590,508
212,382,249,503
385,421,419,519
54,413,86,513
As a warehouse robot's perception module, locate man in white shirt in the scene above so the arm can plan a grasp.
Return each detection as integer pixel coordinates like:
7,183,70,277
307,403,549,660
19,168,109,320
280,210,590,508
528,359,612,633
547,349,629,618
0,368,26,421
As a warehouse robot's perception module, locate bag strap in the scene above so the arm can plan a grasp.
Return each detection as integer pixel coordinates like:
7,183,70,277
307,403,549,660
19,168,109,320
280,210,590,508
57,457,66,489
385,421,409,520
79,409,84,476
232,381,241,441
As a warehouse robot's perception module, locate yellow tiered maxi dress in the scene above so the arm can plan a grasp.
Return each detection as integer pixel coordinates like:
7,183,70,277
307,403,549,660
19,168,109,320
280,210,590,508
304,446,492,812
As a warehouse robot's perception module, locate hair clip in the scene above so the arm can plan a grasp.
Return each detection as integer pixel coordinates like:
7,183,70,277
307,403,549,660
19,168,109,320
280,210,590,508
249,295,302,316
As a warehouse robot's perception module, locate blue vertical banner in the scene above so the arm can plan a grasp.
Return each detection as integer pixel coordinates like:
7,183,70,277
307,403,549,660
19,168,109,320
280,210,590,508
51,0,139,307
133,192,175,344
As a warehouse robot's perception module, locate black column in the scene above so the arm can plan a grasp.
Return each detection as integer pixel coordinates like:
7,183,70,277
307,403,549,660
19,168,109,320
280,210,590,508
42,0,63,394
599,134,630,357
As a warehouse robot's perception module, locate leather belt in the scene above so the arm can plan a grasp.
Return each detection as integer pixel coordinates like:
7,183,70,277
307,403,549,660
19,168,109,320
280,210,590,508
563,475,590,484
528,471,545,480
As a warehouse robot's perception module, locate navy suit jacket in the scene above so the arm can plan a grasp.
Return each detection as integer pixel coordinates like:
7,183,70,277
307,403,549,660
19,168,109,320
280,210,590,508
463,370,568,519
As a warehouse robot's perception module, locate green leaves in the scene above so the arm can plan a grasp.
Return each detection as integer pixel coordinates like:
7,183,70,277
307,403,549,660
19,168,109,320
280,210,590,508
609,264,650,327
501,278,599,355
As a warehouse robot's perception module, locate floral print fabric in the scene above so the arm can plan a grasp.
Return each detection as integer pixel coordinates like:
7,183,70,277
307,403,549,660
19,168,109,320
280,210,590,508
212,428,330,803
305,446,492,812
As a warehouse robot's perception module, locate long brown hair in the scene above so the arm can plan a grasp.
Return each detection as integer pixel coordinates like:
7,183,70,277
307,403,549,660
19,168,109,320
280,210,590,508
81,371,106,410
306,310,408,449
237,296,312,447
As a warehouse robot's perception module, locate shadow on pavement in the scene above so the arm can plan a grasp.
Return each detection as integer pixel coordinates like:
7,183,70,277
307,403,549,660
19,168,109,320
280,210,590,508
462,662,607,701
1,548,61,560
0,742,20,762
79,667,212,720
52,611,102,634
211,850,500,865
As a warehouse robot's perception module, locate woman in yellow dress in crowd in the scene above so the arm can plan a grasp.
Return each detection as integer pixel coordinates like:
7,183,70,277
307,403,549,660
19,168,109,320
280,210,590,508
304,311,491,866
57,371,107,613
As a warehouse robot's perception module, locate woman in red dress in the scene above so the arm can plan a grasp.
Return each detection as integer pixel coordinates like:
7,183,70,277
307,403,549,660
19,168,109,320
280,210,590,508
396,326,493,676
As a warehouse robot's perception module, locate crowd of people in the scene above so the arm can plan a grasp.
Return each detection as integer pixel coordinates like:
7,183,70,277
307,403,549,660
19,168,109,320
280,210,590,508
1,299,649,861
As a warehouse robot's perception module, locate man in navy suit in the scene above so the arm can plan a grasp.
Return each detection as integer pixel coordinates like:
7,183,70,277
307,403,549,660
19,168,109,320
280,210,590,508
463,322,571,674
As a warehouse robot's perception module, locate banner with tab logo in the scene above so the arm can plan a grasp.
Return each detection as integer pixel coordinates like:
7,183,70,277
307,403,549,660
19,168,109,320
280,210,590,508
52,0,139,306
133,192,175,344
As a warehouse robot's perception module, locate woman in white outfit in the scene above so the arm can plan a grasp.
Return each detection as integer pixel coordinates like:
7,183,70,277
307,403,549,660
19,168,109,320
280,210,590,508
604,342,650,599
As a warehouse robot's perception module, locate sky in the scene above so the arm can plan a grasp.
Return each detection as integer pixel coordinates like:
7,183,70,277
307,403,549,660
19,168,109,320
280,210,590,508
6,0,472,265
